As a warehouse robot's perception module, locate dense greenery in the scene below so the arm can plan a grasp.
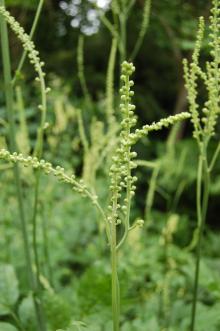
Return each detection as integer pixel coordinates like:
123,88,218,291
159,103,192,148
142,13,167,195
0,1,220,331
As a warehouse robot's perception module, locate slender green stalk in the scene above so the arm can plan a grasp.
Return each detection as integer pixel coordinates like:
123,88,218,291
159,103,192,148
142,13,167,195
130,0,151,61
126,0,136,15
15,86,30,154
98,7,118,39
76,108,89,154
41,204,53,286
183,5,220,327
0,3,45,331
106,38,117,128
12,0,45,85
208,141,220,172
77,34,92,108
119,11,127,62
31,74,47,331
111,200,120,331
136,159,157,168
10,310,26,331
190,146,210,331
31,20,48,331
32,175,41,290
32,178,47,331
145,162,160,224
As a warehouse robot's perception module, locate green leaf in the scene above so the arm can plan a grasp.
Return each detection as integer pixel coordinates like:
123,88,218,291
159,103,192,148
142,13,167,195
56,321,87,331
195,303,220,331
0,264,19,316
0,322,18,331
18,295,37,331
43,292,71,330
71,321,87,330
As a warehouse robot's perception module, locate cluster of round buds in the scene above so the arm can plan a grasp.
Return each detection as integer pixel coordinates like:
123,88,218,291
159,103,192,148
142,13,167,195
209,0,220,60
202,69,219,138
129,219,145,231
108,61,138,225
0,5,49,129
183,58,202,142
108,62,191,230
183,1,220,143
0,149,99,205
182,16,206,142
119,61,137,131
202,1,220,137
0,7,45,77
129,112,191,144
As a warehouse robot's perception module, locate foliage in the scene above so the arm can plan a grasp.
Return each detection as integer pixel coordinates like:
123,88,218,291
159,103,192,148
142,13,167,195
0,1,220,331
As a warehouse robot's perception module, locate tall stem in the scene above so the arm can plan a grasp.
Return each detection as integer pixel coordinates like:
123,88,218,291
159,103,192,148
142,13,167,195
111,211,120,331
190,146,210,331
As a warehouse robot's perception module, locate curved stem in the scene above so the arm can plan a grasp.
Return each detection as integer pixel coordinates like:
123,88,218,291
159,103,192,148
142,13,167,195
130,0,151,61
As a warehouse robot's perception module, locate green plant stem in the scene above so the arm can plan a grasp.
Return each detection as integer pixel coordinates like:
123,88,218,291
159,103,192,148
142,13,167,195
31,32,48,331
106,37,117,128
77,34,92,108
111,200,120,331
32,185,47,331
15,86,30,154
136,159,157,168
130,0,151,61
10,310,26,331
12,0,44,85
32,174,41,290
95,4,118,39
41,203,53,286
126,0,136,15
119,13,126,62
111,247,120,331
0,4,45,331
208,141,220,172
145,162,160,225
77,108,89,155
190,146,210,331
32,66,48,331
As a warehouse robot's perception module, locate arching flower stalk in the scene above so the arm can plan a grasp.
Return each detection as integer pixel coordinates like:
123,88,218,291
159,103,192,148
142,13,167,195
183,1,220,329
